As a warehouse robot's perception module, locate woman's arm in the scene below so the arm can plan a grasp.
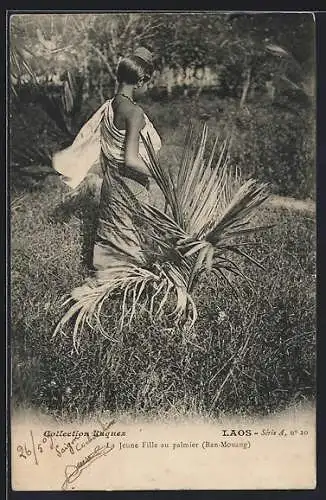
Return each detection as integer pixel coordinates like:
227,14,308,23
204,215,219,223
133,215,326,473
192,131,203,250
124,107,151,182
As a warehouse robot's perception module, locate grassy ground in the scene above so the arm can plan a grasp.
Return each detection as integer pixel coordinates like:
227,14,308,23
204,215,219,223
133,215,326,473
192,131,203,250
11,173,316,422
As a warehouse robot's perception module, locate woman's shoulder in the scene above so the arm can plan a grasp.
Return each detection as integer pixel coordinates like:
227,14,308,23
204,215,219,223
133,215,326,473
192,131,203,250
114,96,143,117
125,103,146,129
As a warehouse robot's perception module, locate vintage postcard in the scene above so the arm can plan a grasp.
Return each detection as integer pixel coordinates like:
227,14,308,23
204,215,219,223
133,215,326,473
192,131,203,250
9,10,316,491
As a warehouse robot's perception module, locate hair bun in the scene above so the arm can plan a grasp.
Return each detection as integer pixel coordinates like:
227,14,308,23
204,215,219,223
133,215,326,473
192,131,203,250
133,47,154,66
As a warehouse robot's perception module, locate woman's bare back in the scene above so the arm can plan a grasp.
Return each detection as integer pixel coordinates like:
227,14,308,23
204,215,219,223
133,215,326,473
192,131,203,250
111,95,145,131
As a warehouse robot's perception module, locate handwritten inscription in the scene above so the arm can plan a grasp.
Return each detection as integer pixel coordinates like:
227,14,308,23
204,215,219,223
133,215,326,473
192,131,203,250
15,415,119,489
16,416,119,463
62,442,115,490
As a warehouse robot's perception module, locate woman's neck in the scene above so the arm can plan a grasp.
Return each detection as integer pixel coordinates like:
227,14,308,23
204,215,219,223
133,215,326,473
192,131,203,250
116,83,134,100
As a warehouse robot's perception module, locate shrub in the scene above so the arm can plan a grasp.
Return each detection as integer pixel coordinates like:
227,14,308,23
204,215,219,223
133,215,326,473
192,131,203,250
229,99,315,199
10,86,314,199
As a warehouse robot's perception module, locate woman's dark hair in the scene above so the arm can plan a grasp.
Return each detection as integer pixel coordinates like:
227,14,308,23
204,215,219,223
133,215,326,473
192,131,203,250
116,55,153,85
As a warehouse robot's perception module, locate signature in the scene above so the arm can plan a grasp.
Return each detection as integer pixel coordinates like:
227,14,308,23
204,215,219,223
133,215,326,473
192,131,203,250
61,416,116,490
61,442,115,490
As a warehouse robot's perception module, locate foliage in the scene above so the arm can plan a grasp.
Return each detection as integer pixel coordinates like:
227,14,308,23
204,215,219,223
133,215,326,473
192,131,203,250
9,13,164,100
9,12,314,101
142,94,315,200
10,14,88,81
217,14,314,103
151,14,227,69
10,69,88,185
229,100,315,199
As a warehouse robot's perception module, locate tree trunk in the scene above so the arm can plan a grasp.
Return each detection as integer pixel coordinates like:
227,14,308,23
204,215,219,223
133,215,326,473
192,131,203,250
99,68,104,102
240,67,251,108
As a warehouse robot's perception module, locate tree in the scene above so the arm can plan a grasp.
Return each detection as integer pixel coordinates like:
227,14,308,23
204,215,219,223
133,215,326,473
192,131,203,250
219,13,315,104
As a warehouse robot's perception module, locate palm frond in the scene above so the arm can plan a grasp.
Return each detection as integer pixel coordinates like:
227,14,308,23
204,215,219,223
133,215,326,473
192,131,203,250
10,45,38,86
141,130,182,226
62,71,84,118
53,261,197,353
55,122,271,349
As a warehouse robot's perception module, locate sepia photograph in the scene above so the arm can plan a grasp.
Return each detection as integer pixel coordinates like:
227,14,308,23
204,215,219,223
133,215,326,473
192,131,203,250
9,10,316,491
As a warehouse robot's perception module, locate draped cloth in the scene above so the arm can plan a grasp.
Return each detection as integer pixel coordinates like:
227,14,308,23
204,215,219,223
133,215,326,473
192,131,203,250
53,100,108,190
52,99,162,270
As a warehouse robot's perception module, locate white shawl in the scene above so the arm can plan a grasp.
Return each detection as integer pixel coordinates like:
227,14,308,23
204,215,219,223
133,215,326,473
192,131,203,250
52,99,162,190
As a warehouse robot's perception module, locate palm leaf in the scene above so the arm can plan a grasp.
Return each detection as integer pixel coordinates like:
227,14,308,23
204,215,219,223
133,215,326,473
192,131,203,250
141,131,182,226
54,122,271,349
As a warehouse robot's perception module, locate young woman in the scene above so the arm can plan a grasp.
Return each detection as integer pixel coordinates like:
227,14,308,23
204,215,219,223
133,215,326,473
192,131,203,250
53,47,162,270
